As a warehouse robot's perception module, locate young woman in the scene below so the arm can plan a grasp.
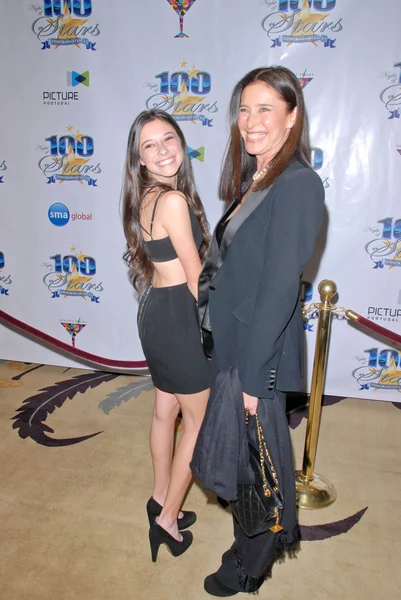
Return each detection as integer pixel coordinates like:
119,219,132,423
193,67,325,595
122,109,211,561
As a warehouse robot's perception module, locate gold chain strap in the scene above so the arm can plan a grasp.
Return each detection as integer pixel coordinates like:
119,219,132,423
255,412,279,496
245,410,283,533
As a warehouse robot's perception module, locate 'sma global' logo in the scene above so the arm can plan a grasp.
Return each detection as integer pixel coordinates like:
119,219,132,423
48,203,93,225
48,202,70,226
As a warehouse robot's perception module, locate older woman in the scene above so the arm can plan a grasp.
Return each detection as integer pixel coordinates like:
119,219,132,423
193,66,324,595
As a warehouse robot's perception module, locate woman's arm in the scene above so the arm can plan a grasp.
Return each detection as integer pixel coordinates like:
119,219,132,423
158,191,203,300
238,168,325,398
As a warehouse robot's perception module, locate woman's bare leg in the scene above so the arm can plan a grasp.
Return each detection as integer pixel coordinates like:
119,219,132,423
157,388,209,540
149,387,180,506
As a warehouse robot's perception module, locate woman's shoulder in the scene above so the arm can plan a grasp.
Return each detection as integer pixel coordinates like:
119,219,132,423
154,190,191,224
278,158,322,189
271,159,324,213
158,189,188,207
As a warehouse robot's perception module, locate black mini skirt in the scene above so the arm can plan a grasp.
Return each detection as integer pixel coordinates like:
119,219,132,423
137,283,211,394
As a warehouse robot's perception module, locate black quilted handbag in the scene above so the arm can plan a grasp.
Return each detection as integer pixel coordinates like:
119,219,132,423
230,412,284,537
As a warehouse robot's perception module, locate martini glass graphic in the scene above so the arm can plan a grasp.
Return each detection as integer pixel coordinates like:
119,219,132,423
167,0,197,38
61,321,86,347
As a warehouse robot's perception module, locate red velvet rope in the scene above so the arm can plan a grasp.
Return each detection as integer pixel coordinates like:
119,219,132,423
348,312,401,345
3,307,398,371
0,309,148,369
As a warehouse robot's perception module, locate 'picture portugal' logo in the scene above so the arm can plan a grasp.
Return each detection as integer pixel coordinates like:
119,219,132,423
353,348,401,392
0,251,12,296
262,0,343,48
42,247,103,302
364,217,401,269
38,126,101,185
145,62,218,127
32,1,100,51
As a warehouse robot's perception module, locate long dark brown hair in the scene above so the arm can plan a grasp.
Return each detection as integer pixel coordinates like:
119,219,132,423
122,109,210,292
219,66,311,203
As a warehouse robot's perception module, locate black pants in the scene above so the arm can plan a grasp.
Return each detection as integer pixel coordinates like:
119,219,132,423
213,391,300,592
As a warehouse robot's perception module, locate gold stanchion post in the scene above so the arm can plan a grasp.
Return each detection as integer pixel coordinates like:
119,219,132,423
295,280,337,509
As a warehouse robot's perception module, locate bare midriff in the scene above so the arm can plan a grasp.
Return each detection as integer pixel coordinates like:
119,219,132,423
151,260,188,288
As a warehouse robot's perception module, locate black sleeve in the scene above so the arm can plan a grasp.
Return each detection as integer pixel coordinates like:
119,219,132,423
238,168,325,397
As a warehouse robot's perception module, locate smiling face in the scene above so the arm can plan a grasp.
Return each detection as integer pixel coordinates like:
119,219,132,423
237,81,297,170
139,119,184,184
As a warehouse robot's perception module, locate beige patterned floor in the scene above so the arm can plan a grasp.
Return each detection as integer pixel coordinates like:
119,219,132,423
0,359,400,600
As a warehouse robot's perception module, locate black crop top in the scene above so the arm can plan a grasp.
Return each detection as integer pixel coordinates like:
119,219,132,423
141,193,203,263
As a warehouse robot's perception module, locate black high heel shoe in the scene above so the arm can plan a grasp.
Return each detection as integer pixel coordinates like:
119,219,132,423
149,523,193,562
146,497,197,530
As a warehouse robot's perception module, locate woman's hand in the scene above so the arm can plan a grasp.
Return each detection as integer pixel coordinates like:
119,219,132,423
243,392,258,415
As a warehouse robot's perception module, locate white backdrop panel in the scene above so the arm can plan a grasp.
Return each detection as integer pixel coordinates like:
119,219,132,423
0,0,400,400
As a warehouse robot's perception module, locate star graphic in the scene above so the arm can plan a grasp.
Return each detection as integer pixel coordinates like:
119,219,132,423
172,81,205,120
75,130,84,142
389,240,401,269
377,356,401,390
180,60,188,68
188,64,200,79
286,0,329,46
65,272,92,299
70,246,77,252
60,145,90,184
55,3,88,48
67,125,73,132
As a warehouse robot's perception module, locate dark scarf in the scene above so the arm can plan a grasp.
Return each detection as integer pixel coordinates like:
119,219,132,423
191,366,254,501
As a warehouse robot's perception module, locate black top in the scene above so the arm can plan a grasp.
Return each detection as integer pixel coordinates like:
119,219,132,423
141,192,203,262
215,200,240,247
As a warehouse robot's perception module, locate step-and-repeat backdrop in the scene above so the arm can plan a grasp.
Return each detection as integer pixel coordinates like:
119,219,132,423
0,0,400,401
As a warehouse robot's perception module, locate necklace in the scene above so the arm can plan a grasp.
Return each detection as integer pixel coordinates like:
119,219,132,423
252,165,268,181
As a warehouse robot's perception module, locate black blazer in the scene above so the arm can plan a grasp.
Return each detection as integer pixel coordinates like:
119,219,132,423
198,159,324,399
